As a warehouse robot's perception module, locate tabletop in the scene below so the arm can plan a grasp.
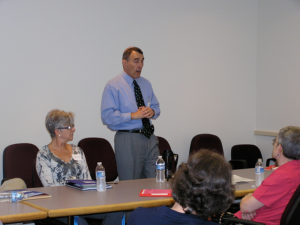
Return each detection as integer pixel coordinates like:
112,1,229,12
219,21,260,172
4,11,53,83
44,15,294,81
1,168,272,222
234,168,273,197
23,178,174,218
0,201,47,223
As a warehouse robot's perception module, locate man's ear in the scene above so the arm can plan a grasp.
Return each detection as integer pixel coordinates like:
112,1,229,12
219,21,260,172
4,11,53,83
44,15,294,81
122,59,127,68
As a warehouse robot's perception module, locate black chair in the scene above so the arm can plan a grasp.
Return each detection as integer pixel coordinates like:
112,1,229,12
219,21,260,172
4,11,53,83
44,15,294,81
280,184,300,225
230,144,262,169
222,185,300,225
266,157,277,167
78,137,118,182
2,143,43,188
229,159,248,170
157,136,178,178
229,144,275,169
189,133,224,156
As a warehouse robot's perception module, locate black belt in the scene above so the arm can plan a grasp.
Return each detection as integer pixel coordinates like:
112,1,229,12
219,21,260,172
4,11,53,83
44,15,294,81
118,129,143,133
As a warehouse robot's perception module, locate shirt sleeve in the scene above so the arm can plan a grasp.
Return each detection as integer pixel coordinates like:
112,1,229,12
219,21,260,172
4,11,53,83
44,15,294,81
101,84,132,127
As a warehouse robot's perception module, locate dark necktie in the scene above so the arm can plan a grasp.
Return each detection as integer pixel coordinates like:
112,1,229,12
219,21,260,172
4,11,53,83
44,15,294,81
133,80,154,138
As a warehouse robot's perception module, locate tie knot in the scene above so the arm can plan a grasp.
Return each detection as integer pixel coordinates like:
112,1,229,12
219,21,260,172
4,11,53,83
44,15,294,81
133,80,138,86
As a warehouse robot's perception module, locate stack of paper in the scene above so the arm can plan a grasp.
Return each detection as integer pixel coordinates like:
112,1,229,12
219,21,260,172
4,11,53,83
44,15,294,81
232,175,254,185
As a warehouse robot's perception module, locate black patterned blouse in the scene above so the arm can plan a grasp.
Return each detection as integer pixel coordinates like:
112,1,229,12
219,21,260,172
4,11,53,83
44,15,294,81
36,144,91,186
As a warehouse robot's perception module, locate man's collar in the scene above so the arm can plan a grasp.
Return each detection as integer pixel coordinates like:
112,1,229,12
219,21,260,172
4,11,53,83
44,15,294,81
122,72,140,85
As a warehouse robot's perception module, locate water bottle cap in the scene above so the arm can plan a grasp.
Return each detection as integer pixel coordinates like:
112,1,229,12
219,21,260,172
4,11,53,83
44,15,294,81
258,158,262,163
97,162,102,165
158,155,162,159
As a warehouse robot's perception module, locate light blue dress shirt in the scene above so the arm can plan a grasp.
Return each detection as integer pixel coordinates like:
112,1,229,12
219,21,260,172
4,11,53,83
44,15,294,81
101,72,160,131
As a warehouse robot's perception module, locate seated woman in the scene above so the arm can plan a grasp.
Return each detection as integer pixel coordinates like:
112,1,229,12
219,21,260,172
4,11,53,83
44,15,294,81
36,109,123,225
36,109,90,185
128,150,235,225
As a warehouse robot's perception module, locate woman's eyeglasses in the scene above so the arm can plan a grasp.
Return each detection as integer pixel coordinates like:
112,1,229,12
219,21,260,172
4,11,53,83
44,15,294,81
57,126,74,130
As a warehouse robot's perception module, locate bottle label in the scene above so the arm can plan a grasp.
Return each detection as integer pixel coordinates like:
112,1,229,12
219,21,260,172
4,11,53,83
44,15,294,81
255,166,264,174
11,191,18,203
96,171,105,178
156,163,165,170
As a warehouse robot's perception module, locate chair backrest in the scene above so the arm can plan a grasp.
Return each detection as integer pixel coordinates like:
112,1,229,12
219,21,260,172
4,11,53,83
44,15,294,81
157,136,178,176
157,136,172,156
78,137,118,182
231,144,263,168
229,159,248,170
280,185,300,225
189,134,224,156
2,143,43,188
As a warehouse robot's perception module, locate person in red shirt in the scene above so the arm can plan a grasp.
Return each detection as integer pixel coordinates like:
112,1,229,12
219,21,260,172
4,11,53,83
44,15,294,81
235,126,300,225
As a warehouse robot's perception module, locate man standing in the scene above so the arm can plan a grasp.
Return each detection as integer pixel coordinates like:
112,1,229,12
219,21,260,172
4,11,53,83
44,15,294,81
101,47,160,180
235,126,300,225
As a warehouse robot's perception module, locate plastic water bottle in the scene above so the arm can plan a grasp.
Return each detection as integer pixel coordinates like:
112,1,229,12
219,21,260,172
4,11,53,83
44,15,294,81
11,191,25,202
0,191,24,203
255,158,264,187
95,162,106,192
156,156,165,182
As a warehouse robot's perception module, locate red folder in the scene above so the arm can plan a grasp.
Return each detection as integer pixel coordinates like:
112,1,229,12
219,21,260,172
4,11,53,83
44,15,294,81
139,189,172,197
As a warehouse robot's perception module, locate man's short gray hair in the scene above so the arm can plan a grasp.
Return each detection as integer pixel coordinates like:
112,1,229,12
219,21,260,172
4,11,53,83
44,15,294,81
278,126,300,160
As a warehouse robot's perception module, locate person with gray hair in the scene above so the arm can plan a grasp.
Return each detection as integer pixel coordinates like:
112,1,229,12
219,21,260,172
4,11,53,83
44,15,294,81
235,126,300,225
36,109,123,225
36,109,91,186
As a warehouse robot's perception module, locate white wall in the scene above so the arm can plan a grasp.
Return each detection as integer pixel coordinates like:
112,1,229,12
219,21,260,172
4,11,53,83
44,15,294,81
0,0,258,179
256,0,300,161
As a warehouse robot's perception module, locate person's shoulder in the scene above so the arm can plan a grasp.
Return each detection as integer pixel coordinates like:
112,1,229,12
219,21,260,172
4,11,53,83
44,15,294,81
272,160,300,175
38,145,49,155
279,160,300,179
128,207,163,225
103,74,130,94
37,145,51,161
261,160,300,187
286,159,300,169
106,73,126,86
70,144,79,149
71,145,84,153
131,206,159,215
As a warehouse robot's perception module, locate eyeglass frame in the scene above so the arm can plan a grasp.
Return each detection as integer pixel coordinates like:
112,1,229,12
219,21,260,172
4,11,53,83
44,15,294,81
57,125,74,130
